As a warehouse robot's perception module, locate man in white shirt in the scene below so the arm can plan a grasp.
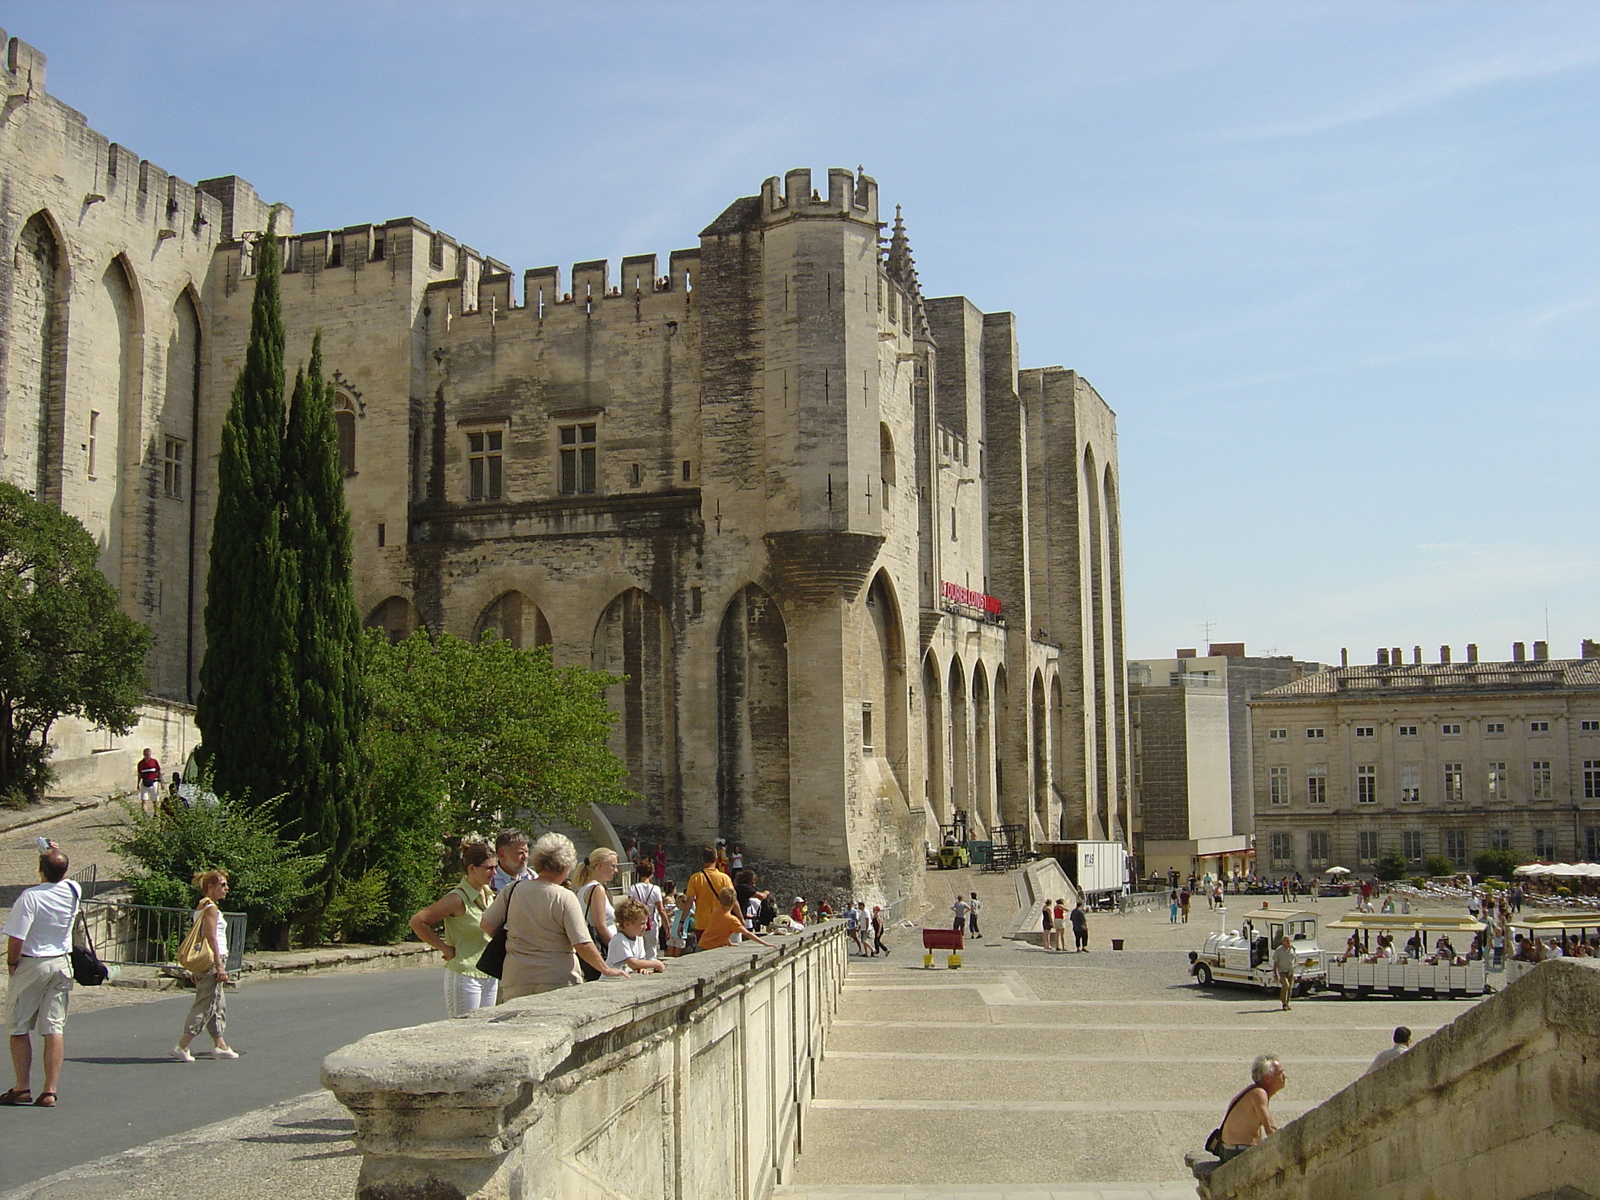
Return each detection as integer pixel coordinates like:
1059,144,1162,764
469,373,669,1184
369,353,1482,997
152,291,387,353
491,830,535,893
1366,1026,1411,1074
4,847,79,1106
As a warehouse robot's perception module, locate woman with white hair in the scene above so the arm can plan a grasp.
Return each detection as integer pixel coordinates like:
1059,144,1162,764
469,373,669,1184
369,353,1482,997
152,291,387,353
480,833,623,1001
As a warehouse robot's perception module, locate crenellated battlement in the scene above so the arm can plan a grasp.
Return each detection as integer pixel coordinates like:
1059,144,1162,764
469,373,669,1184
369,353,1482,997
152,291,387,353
760,167,878,225
2,30,226,241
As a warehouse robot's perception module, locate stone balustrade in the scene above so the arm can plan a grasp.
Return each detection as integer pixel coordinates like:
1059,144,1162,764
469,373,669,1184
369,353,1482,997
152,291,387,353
1199,956,1600,1200
322,922,847,1200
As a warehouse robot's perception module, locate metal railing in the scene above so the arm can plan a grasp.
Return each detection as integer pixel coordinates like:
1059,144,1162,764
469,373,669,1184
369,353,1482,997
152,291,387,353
79,899,246,974
67,863,98,900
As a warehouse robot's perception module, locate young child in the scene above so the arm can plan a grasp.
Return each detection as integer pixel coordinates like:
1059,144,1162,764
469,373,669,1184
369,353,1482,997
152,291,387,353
606,898,666,974
698,886,777,950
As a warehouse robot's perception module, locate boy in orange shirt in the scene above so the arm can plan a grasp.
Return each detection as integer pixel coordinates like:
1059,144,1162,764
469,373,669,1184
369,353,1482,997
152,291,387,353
697,886,776,950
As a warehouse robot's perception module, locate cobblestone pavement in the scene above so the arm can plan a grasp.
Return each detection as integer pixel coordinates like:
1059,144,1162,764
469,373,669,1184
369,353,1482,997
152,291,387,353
781,866,1487,1196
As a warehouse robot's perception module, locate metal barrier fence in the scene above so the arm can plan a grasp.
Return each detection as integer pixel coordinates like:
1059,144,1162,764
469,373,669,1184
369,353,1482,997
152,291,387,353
79,899,247,974
67,863,98,900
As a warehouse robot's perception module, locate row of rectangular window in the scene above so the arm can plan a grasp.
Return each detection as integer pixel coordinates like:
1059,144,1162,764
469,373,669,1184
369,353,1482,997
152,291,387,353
1268,760,1599,804
1269,720,1576,740
463,424,697,501
1267,826,1600,867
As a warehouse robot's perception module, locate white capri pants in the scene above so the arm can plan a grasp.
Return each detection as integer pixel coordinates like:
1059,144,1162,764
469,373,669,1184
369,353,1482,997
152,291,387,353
443,970,498,1017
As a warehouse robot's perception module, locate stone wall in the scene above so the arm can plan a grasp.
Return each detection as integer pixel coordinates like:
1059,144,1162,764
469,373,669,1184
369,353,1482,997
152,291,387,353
323,922,848,1200
1202,957,1600,1200
46,697,198,795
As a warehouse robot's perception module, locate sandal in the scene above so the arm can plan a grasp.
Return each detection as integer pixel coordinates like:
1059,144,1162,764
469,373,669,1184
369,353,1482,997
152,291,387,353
0,1088,32,1106
33,1092,56,1107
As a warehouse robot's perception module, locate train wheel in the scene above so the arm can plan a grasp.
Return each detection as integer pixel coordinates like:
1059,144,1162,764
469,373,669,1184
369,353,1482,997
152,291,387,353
1195,963,1213,987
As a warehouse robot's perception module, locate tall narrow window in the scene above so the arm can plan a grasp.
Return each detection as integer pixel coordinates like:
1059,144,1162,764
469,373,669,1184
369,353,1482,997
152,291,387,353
162,437,185,499
1270,832,1293,869
1401,830,1423,861
1444,829,1467,865
1307,831,1330,865
1443,763,1464,803
1585,760,1600,800
1533,828,1557,859
1487,761,1508,801
1307,766,1328,805
467,430,504,501
1269,766,1289,805
1530,760,1552,799
1357,831,1379,865
1355,764,1375,804
1399,762,1420,803
334,394,357,477
558,423,597,494
88,411,100,478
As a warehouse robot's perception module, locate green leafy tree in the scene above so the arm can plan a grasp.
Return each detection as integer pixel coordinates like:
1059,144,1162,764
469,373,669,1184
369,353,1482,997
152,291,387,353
197,216,299,810
0,483,150,801
1374,847,1409,881
348,631,631,940
280,334,366,912
1423,854,1456,878
108,792,324,937
1473,848,1526,880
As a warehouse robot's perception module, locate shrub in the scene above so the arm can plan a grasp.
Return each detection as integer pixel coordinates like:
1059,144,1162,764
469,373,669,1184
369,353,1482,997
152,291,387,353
1472,848,1526,881
1423,855,1455,878
1375,848,1409,881
1408,876,1429,889
324,869,391,944
108,790,324,945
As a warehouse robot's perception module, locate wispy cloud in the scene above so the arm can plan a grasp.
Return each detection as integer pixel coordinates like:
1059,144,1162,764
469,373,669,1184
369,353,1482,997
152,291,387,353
1215,38,1600,143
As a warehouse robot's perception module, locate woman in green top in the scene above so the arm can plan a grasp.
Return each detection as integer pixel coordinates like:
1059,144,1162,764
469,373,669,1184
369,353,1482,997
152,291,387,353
409,841,499,1015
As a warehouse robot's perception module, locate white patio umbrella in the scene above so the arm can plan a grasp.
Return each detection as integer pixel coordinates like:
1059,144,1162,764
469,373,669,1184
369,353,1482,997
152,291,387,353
1323,866,1352,875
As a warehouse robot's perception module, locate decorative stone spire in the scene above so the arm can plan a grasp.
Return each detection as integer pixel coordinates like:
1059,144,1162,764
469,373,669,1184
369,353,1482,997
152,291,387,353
883,205,930,338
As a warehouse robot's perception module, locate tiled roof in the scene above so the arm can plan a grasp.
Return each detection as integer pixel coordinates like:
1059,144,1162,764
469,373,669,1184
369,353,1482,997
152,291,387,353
1253,658,1600,700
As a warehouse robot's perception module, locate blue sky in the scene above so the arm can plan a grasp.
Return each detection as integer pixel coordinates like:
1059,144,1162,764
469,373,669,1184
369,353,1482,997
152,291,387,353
8,1,1597,664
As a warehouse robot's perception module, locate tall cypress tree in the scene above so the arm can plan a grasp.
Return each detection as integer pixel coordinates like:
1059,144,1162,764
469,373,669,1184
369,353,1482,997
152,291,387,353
197,216,300,810
280,334,366,907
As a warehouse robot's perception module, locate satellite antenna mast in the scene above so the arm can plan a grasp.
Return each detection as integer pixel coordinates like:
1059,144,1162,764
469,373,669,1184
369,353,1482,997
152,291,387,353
1201,619,1216,648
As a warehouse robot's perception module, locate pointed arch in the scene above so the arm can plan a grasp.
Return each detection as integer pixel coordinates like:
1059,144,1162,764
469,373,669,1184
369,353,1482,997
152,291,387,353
154,287,203,700
592,588,680,830
1031,669,1049,835
1049,672,1066,840
474,590,552,650
972,662,994,835
716,583,789,858
948,657,970,827
4,212,69,500
331,387,358,477
89,255,141,588
1083,444,1109,841
922,652,946,825
863,570,907,793
878,422,896,510
365,595,424,643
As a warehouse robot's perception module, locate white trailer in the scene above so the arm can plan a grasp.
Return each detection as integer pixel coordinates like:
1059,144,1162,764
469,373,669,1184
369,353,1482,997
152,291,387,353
1043,841,1129,903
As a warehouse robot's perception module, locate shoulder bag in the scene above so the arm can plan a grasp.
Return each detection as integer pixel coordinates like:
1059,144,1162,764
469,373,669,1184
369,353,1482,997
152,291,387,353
476,880,521,980
578,881,607,982
1204,1085,1256,1157
68,884,108,986
177,899,217,974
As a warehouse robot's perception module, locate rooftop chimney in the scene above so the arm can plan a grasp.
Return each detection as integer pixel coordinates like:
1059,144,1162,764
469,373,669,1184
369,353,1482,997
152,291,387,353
1340,648,1349,667
1209,642,1246,658
1467,643,1479,663
1393,647,1403,667
1584,639,1600,660
1377,648,1390,666
1533,640,1549,662
1513,641,1526,662
1176,648,1197,659
1440,645,1452,664
1413,645,1423,665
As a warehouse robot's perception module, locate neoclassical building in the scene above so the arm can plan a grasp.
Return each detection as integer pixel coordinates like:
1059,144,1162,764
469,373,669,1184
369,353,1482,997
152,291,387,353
0,34,1130,902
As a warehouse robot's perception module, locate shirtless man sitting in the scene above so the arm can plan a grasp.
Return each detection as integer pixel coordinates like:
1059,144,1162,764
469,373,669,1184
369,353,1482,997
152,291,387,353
1216,1055,1287,1164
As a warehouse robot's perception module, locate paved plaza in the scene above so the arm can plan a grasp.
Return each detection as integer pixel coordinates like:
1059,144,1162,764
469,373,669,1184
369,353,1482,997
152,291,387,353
778,867,1486,1199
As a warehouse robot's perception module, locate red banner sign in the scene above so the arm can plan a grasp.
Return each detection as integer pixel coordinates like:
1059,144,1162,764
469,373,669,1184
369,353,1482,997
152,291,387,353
940,581,1002,616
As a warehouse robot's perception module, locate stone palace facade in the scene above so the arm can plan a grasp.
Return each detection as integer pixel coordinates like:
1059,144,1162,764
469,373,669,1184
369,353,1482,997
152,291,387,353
0,32,1130,901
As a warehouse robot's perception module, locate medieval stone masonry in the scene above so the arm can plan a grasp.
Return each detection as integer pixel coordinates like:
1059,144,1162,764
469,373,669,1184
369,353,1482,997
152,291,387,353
0,34,1129,903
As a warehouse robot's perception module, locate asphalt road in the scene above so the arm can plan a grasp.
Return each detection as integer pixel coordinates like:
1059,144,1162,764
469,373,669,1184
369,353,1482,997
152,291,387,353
0,966,443,1193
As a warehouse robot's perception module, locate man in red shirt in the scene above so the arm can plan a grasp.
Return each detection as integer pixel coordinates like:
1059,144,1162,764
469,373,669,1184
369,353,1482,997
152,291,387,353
136,749,161,815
